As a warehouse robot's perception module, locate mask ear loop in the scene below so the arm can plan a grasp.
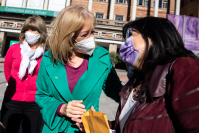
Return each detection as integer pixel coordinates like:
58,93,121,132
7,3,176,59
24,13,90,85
73,38,78,43
141,48,145,51
132,34,141,40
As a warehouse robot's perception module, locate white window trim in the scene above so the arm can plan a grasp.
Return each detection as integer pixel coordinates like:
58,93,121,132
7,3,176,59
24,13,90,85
115,0,128,4
115,14,124,21
137,0,148,7
94,12,105,19
152,0,168,8
162,0,168,9
93,0,108,2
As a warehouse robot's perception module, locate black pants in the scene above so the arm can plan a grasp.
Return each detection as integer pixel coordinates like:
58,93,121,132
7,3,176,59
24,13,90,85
1,97,43,133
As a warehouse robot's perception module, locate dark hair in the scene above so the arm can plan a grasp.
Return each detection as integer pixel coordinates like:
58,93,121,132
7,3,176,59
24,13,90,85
123,17,198,88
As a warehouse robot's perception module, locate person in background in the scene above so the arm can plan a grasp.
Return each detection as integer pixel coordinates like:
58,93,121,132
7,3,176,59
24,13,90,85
1,15,47,133
35,6,122,133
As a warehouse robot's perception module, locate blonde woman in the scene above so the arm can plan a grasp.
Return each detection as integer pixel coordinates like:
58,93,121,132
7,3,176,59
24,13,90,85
35,6,123,133
1,15,47,133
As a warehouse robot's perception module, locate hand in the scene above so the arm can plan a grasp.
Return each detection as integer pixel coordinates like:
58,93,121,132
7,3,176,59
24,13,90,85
76,123,85,132
91,106,95,111
72,106,96,132
60,100,86,118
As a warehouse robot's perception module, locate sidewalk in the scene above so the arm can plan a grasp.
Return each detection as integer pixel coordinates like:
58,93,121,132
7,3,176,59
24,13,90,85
0,58,4,68
0,67,5,108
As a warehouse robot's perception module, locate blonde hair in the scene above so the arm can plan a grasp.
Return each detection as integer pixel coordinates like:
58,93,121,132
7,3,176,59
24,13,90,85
48,5,96,64
19,15,47,48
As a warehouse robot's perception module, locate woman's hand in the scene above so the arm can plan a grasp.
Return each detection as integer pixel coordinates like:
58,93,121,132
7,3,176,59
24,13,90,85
60,100,86,118
73,106,96,132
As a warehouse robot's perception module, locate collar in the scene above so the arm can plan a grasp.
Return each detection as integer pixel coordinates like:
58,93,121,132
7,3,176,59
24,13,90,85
149,64,169,97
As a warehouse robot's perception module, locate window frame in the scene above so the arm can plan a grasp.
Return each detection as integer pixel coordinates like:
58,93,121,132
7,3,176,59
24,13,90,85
115,15,124,21
153,0,168,8
93,0,108,2
95,12,104,19
116,0,128,4
162,0,168,9
137,0,148,7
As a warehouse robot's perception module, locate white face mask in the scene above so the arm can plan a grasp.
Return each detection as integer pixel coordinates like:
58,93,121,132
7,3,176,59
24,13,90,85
75,37,95,56
25,31,40,45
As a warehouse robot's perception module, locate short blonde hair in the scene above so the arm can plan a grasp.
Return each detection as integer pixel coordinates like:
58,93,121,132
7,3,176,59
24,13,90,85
19,15,47,48
48,5,97,64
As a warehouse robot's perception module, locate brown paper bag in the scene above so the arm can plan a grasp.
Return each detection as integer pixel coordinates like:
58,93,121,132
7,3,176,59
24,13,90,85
81,110,110,133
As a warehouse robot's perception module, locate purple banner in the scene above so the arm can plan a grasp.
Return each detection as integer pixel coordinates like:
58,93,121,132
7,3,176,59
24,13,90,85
184,16,199,56
168,14,199,56
168,14,184,37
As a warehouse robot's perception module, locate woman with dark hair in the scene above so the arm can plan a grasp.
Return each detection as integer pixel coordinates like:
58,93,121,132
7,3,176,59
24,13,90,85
106,17,199,133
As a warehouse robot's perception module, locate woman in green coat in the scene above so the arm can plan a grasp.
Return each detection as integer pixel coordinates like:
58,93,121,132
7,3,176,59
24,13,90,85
35,6,123,133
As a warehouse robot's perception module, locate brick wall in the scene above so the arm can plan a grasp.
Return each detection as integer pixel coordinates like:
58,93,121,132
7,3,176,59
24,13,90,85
71,0,89,9
72,0,176,20
114,3,129,21
92,1,109,19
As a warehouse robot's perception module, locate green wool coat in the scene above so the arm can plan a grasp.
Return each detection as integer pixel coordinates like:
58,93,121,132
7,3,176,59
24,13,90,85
35,46,123,133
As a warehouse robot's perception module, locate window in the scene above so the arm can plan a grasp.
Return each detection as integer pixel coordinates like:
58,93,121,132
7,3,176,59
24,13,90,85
153,0,167,8
115,15,123,21
143,0,148,6
137,0,148,6
95,13,104,19
159,0,168,8
159,0,162,7
94,0,108,2
116,0,127,4
138,0,143,5
162,0,167,8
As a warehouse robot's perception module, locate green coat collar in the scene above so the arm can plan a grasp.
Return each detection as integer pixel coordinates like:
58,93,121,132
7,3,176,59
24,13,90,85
44,47,109,102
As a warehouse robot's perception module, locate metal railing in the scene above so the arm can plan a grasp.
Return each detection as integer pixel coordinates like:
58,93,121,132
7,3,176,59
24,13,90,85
94,30,123,40
0,20,123,40
96,18,128,26
0,21,24,29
